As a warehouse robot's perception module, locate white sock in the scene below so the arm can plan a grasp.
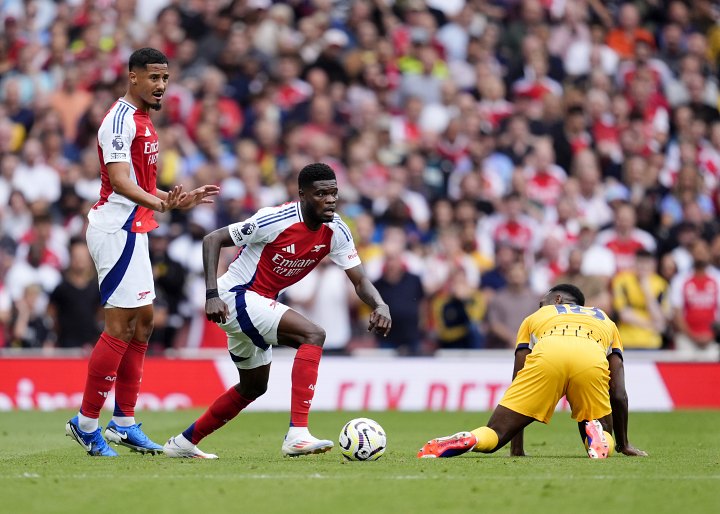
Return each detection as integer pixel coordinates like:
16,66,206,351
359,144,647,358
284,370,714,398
287,426,310,439
77,413,99,433
175,433,195,449
112,416,136,427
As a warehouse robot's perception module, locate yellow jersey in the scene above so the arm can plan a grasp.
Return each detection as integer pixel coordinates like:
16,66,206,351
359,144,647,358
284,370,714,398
515,304,624,357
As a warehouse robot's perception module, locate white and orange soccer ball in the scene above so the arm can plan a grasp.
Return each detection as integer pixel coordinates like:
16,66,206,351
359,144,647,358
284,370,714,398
339,418,387,461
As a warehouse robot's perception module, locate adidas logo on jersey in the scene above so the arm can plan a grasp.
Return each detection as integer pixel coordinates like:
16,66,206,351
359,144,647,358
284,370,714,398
282,244,296,254
145,126,151,137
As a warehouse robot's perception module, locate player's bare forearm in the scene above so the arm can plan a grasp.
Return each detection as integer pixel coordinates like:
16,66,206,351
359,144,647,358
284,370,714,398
345,265,392,336
108,163,163,211
608,352,642,455
202,228,235,290
345,265,383,309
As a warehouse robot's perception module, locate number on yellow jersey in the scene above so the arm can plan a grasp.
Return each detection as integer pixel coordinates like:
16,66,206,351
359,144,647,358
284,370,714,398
554,304,606,320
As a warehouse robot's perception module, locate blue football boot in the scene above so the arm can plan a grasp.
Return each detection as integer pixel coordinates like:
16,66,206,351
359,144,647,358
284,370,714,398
104,420,164,455
65,416,118,457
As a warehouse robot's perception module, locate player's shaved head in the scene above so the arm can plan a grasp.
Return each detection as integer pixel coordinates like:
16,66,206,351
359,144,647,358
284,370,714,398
298,162,336,190
547,284,585,306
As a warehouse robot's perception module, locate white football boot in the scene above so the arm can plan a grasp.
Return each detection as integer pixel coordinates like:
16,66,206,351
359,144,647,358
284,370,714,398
281,432,334,457
163,434,218,459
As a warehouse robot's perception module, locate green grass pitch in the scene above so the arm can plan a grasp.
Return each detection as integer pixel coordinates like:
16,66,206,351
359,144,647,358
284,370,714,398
1,410,718,514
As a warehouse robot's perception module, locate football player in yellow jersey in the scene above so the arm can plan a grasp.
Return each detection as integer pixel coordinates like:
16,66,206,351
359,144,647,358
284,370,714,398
418,284,648,459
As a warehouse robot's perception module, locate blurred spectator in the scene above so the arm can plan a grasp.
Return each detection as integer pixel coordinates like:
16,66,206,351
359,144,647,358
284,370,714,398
148,228,187,351
4,239,61,302
480,242,521,298
530,234,567,295
524,139,567,207
485,262,537,349
659,166,715,229
564,21,618,77
555,247,612,313
611,249,670,350
666,221,703,274
605,3,655,60
431,267,486,350
423,226,479,296
48,237,101,349
48,67,93,142
596,202,656,271
372,248,425,355
2,190,33,242
669,238,720,360
480,191,541,256
12,138,61,205
9,283,54,349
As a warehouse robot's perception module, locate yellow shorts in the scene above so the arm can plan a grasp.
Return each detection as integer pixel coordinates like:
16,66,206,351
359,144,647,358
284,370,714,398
498,336,611,424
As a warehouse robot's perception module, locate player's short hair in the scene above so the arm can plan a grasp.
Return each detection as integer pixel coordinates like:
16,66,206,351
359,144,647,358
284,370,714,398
298,163,336,190
128,48,168,71
548,283,585,306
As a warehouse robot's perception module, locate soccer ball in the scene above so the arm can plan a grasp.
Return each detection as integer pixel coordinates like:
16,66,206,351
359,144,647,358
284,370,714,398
584,430,614,457
339,418,387,461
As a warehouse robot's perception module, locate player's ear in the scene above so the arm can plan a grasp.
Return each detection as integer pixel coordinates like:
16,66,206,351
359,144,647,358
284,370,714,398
129,71,138,85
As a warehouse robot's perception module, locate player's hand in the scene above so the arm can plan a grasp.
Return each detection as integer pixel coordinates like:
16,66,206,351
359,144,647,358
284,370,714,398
179,184,220,210
206,297,230,324
617,444,648,457
368,304,392,337
160,185,187,212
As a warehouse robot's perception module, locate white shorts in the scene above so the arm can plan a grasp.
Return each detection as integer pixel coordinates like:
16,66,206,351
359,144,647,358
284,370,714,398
86,224,155,308
217,288,291,370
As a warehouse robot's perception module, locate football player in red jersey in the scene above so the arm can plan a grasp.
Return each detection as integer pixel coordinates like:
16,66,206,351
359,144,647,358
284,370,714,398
164,163,392,458
66,48,219,457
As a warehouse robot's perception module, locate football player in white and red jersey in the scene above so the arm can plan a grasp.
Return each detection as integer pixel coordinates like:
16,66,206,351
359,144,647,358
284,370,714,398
164,163,392,458
66,48,219,457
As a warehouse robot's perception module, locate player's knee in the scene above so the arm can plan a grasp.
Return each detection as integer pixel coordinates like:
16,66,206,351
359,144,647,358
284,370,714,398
305,325,326,347
238,381,267,400
107,324,135,342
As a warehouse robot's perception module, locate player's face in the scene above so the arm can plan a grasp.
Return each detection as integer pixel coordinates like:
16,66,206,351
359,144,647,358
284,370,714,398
130,63,169,111
303,180,338,223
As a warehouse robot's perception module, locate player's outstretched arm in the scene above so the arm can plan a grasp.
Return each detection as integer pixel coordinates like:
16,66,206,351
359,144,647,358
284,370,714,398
608,353,648,457
344,264,392,337
509,348,530,457
202,227,235,324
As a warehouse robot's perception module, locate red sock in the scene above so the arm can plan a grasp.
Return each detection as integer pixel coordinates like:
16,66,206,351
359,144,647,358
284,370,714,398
113,339,148,418
290,344,322,427
182,387,253,444
80,333,129,419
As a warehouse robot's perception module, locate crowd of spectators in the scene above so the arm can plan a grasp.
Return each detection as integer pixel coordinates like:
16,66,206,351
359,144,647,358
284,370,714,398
2,0,720,360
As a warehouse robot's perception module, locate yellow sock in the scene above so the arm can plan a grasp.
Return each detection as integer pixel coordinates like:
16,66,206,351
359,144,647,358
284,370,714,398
471,427,499,453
